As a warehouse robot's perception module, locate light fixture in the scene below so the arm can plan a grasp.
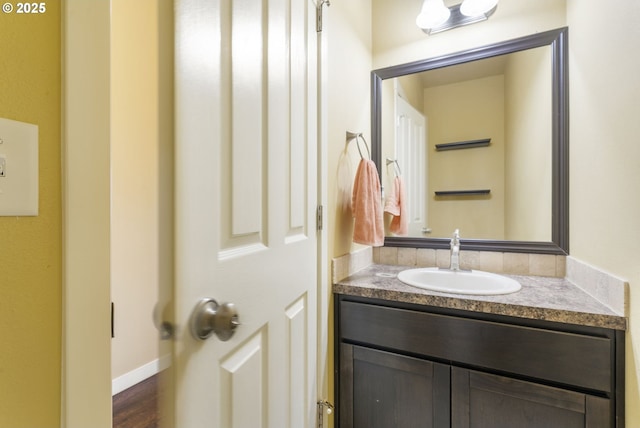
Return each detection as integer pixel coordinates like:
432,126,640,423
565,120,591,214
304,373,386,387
416,0,498,35
460,0,499,17
415,0,451,30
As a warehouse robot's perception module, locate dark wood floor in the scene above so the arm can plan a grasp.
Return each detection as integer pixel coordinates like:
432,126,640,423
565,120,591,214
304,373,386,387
113,375,159,428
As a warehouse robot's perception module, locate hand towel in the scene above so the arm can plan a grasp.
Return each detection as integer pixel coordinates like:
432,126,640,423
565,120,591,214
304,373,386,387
384,176,408,236
352,159,384,246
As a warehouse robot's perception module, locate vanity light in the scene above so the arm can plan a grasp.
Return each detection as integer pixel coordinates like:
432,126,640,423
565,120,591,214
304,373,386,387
460,0,499,17
416,0,498,35
415,0,451,30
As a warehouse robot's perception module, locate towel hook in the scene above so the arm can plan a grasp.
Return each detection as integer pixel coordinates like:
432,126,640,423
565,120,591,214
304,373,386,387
386,158,402,177
346,131,370,160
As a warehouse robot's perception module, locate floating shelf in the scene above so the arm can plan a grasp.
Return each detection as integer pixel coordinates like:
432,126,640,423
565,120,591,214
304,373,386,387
435,189,491,196
435,138,491,151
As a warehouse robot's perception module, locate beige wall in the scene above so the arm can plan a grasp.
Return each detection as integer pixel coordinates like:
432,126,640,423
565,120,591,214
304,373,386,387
0,4,62,427
327,0,373,259
110,0,166,385
504,47,552,241
425,76,505,239
397,74,425,112
567,1,640,424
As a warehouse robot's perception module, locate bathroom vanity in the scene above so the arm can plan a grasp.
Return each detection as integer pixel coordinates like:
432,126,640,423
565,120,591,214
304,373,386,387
334,265,626,428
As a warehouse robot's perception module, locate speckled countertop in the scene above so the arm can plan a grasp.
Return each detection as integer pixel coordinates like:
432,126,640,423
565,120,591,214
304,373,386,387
334,264,627,330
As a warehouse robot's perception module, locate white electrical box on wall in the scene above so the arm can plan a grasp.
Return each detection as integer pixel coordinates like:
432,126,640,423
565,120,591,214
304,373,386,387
0,117,39,216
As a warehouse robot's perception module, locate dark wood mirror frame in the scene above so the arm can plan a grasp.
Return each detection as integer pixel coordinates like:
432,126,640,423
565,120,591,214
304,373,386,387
371,27,568,255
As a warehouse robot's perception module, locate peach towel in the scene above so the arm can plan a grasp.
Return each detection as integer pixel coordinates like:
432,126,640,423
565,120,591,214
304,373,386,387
384,176,408,236
352,159,384,246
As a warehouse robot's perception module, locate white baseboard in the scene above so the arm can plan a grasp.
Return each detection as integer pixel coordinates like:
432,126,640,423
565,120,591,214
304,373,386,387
112,354,171,396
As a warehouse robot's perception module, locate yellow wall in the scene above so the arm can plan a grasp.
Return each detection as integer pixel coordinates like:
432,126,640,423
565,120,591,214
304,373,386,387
0,4,62,427
425,76,505,238
567,1,640,425
504,46,552,241
397,74,425,112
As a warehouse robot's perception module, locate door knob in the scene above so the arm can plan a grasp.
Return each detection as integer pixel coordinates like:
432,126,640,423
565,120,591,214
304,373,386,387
152,302,175,340
190,298,239,341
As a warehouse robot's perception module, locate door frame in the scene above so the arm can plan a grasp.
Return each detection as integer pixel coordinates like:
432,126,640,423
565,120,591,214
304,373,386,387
61,1,112,427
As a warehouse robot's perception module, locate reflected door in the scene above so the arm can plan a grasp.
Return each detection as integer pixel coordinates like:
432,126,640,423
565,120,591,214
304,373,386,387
396,94,428,236
173,0,319,426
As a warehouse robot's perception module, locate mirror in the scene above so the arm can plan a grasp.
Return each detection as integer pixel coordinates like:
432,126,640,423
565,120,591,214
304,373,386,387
372,27,568,254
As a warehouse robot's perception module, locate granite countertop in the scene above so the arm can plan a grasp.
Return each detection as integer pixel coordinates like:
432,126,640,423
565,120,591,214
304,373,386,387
334,264,627,330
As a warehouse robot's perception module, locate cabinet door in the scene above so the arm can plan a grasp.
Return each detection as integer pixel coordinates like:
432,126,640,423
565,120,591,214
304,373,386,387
339,344,450,428
451,367,611,428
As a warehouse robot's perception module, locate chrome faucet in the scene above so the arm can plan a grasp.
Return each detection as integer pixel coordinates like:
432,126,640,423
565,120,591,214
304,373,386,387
450,229,461,271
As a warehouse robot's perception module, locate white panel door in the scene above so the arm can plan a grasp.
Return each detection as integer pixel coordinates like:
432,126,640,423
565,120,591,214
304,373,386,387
174,0,318,426
396,94,428,236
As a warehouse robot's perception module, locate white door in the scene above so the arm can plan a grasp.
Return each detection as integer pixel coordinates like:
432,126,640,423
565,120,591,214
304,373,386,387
396,94,428,236
174,0,319,427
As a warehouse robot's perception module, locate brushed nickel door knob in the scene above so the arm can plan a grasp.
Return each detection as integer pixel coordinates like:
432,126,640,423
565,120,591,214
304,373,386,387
190,298,239,341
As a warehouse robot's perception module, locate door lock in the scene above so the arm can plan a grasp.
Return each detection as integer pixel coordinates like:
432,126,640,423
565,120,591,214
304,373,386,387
190,298,239,341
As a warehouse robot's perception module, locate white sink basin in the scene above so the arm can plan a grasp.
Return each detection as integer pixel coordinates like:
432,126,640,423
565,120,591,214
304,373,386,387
397,267,521,295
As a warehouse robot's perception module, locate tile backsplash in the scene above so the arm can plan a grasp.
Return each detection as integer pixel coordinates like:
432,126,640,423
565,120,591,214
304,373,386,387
331,246,373,284
566,256,628,316
374,247,566,278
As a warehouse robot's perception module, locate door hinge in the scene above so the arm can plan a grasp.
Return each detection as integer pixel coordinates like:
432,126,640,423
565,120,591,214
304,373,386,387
316,0,330,32
316,205,324,231
317,400,334,428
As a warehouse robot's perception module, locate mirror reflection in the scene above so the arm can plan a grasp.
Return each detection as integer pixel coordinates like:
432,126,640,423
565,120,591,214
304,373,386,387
372,27,569,254
380,46,552,241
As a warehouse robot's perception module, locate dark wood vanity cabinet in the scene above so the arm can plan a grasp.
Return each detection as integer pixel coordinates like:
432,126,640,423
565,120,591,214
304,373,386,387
335,295,625,428
451,368,611,428
341,344,451,427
